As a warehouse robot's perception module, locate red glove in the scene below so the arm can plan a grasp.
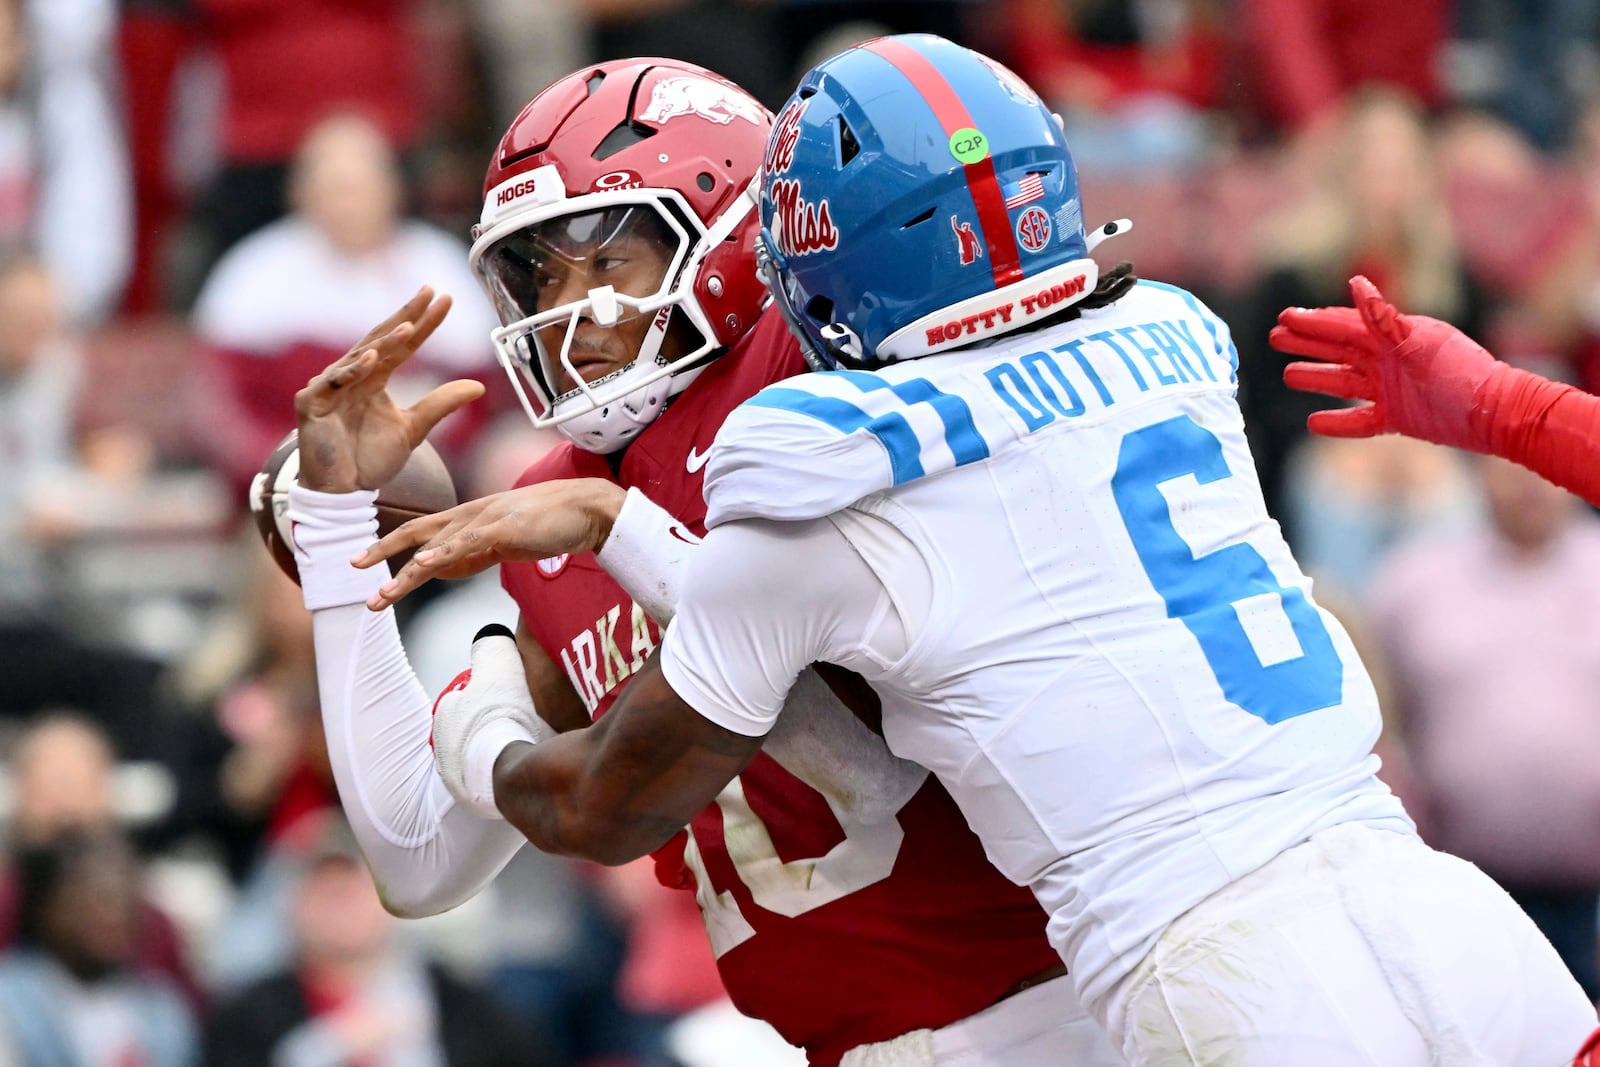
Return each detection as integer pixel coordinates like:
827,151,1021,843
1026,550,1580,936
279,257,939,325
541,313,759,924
1274,274,1600,508
1270,274,1503,450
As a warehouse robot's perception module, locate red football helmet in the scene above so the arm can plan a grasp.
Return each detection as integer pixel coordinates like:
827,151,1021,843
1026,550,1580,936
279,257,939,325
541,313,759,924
469,58,772,452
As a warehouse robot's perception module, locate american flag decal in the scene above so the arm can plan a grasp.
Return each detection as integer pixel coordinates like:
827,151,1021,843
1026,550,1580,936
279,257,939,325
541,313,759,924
1005,173,1045,210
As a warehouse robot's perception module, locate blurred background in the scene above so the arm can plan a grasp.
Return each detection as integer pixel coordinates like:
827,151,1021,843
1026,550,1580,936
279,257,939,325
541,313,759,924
1,0,1599,1064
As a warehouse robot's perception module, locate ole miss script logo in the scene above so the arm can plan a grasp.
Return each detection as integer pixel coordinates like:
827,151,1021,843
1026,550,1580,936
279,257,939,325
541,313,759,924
1016,207,1051,253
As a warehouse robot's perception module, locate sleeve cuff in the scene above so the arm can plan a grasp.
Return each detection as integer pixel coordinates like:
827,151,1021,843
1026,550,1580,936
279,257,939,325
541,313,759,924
595,486,700,624
462,719,539,820
286,485,387,611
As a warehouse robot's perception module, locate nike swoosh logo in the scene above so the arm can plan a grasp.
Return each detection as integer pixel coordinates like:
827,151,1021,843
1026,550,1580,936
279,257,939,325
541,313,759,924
685,447,710,473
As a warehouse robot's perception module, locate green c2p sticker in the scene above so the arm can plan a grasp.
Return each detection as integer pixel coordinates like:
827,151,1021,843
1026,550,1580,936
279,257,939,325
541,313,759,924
949,127,988,164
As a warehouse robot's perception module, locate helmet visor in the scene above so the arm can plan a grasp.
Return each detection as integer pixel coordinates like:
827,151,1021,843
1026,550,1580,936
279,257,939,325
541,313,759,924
478,204,681,327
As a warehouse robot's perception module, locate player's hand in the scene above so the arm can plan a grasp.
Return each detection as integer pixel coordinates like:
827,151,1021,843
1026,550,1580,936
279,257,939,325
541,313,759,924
432,624,551,819
1270,274,1502,451
293,287,485,493
355,478,628,610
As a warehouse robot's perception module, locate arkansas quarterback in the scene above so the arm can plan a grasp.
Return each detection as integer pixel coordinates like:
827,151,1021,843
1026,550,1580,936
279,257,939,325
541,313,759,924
285,58,1121,1066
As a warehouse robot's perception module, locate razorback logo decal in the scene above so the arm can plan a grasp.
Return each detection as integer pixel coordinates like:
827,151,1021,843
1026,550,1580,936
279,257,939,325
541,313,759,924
640,76,765,127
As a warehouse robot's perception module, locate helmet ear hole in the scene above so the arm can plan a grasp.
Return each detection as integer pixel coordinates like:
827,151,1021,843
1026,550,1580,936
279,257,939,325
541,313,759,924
594,120,655,160
837,118,860,166
804,294,835,326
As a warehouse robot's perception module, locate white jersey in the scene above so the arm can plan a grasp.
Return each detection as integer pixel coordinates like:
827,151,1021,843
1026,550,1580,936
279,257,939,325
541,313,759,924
660,280,1413,1015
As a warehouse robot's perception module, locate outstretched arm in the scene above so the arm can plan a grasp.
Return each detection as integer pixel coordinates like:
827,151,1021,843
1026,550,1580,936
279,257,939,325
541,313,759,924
290,290,531,917
1272,274,1600,506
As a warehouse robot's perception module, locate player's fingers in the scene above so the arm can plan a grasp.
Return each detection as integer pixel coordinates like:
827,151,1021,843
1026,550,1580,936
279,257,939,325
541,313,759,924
406,378,487,440
366,562,438,610
366,519,497,609
351,510,455,568
404,293,453,353
1272,307,1367,347
428,546,500,582
1350,275,1412,345
353,286,435,354
296,349,379,417
1282,361,1370,401
1306,404,1383,438
368,293,455,374
1269,327,1371,367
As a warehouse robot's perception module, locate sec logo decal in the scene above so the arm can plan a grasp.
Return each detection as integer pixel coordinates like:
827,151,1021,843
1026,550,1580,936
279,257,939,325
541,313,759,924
1016,206,1051,253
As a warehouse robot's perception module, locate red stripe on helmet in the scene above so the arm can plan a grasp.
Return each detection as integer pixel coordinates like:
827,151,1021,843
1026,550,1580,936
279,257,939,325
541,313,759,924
859,37,1023,288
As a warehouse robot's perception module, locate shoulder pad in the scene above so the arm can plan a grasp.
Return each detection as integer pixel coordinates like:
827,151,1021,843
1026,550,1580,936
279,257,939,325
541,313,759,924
703,368,991,526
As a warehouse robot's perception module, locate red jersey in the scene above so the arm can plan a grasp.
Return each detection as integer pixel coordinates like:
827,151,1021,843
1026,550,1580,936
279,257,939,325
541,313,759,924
503,309,1060,1065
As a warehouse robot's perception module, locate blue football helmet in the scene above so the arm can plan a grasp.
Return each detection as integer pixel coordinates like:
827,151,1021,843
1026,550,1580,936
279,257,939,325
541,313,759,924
756,33,1126,370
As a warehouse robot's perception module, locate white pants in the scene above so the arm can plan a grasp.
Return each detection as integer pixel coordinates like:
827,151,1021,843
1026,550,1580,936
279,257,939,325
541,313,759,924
1102,823,1597,1066
840,973,1123,1066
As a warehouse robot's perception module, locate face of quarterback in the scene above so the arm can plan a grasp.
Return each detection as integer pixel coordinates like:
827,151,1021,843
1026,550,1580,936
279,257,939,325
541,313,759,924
522,206,689,395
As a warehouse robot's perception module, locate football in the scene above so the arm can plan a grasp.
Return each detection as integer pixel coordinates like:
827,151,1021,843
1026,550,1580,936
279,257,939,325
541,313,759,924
250,430,459,584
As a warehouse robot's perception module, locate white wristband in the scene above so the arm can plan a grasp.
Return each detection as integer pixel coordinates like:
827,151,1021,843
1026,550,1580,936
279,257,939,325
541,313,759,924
595,486,700,624
462,718,539,820
286,485,386,610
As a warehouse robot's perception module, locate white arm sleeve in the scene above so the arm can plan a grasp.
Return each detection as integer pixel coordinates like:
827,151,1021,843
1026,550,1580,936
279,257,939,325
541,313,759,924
288,485,527,918
594,487,699,625
659,515,895,738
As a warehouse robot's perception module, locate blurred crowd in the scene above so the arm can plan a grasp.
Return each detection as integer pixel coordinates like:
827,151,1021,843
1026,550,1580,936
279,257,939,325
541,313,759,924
1,0,1600,1064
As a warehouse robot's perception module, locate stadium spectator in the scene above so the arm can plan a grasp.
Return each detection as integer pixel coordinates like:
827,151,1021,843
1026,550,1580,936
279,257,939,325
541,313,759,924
0,830,199,1067
1367,453,1600,999
0,252,164,748
0,713,203,1010
0,0,130,325
1239,0,1449,141
184,0,421,276
1448,0,1600,151
1530,97,1600,396
191,111,499,500
465,0,583,132
1237,87,1488,543
1003,0,1224,174
158,544,330,883
203,815,554,1067
1281,430,1477,598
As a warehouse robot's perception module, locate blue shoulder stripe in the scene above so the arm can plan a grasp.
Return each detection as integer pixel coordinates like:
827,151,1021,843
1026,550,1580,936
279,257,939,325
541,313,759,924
1138,280,1240,383
832,370,991,467
745,388,925,484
